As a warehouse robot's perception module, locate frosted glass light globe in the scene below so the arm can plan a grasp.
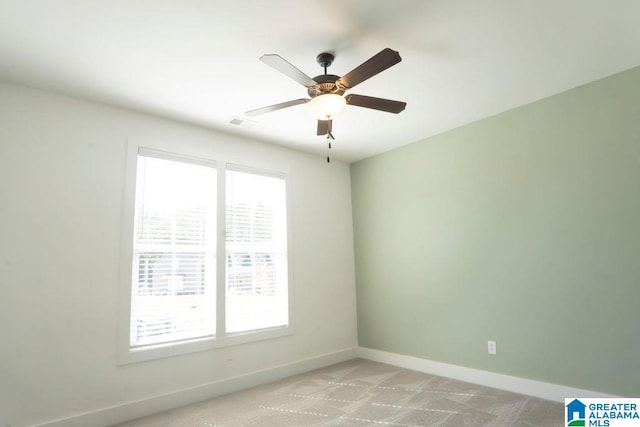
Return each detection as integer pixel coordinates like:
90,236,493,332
307,94,347,119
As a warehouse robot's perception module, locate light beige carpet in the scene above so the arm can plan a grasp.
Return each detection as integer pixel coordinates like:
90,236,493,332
116,358,564,426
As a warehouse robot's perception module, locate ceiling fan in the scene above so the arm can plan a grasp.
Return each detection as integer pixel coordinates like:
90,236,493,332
245,48,407,140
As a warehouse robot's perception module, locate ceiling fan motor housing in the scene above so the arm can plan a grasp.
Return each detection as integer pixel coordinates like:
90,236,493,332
308,74,344,98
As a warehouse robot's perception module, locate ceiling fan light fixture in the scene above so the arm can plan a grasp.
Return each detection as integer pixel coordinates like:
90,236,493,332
307,93,347,119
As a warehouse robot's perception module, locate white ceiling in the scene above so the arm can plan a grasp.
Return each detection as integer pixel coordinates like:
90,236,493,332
1,0,639,163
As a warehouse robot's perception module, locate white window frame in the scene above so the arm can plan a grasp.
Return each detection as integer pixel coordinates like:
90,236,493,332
118,139,294,364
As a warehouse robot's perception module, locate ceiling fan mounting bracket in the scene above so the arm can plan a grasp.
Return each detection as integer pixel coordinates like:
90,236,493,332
316,52,335,69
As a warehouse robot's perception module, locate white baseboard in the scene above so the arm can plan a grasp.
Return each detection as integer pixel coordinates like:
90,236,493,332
357,347,618,402
32,345,618,426
34,347,359,427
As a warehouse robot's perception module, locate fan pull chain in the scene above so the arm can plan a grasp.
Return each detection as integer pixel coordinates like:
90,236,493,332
326,134,331,163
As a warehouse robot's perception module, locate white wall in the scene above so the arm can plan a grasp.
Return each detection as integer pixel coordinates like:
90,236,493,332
0,81,358,427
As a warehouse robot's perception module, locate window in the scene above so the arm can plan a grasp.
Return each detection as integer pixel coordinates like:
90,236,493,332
225,168,288,333
131,153,217,348
120,145,291,363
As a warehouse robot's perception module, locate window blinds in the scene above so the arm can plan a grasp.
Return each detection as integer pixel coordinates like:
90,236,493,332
225,168,288,333
128,151,289,351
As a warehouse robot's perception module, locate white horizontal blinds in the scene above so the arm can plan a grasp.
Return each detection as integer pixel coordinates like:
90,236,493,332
225,167,288,333
131,152,216,347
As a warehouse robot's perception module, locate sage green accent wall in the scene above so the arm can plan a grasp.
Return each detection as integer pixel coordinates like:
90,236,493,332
351,66,640,396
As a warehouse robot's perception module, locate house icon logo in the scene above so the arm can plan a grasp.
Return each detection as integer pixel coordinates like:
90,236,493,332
566,399,586,426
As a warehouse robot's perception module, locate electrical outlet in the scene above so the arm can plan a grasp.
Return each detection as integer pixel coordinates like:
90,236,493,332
488,340,497,355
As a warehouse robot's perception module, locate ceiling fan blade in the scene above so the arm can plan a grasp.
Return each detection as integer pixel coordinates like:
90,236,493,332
345,94,406,113
337,48,402,90
245,98,309,117
317,119,333,136
260,54,317,88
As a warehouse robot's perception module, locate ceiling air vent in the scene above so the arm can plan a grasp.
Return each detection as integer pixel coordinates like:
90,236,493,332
229,117,258,128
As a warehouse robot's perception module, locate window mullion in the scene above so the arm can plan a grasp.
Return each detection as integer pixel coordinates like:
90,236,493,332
215,162,227,338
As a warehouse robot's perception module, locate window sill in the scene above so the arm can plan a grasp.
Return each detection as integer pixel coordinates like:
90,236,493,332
117,325,293,365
